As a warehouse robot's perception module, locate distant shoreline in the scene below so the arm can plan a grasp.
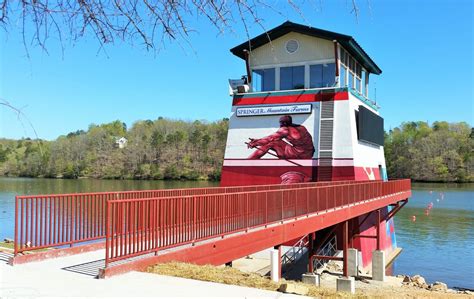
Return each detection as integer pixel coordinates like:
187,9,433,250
1,175,472,184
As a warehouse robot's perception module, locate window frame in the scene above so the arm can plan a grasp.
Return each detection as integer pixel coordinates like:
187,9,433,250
250,58,335,92
338,46,368,98
251,68,276,92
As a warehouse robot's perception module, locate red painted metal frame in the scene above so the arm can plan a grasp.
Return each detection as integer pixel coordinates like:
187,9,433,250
104,180,411,268
342,220,348,277
13,180,366,256
100,183,410,278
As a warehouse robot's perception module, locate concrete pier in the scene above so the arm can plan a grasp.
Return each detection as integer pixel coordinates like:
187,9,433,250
302,273,320,286
347,248,359,277
336,276,355,293
372,250,386,282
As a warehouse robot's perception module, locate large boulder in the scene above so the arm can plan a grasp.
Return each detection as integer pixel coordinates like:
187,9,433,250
402,275,412,283
430,282,448,292
411,275,426,287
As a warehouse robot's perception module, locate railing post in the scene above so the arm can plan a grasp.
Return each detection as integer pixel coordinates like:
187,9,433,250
14,196,18,256
105,200,110,268
265,192,268,224
246,193,249,229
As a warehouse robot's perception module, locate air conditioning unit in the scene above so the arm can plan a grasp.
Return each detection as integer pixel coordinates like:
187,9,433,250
229,78,249,95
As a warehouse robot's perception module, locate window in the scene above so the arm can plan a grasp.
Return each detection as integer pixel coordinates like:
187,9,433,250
362,71,366,96
280,66,305,90
340,65,347,87
252,68,275,92
310,63,336,88
340,47,366,94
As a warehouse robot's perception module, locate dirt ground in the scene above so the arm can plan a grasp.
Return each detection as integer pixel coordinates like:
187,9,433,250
147,261,473,299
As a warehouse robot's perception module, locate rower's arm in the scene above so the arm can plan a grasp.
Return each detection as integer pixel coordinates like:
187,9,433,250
251,127,289,147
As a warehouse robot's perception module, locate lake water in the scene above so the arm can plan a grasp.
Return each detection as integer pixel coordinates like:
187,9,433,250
392,183,474,290
0,178,472,289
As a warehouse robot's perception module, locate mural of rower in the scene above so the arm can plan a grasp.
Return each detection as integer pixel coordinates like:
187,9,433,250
247,115,315,159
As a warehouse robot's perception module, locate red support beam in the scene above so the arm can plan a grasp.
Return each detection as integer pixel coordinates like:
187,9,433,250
385,200,408,221
308,233,314,273
352,234,377,239
376,209,381,251
342,221,348,277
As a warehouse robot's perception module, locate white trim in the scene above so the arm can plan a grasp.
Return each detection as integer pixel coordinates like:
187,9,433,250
285,39,300,54
251,58,337,91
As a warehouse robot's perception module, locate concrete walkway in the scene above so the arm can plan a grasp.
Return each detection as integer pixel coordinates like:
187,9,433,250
0,250,307,298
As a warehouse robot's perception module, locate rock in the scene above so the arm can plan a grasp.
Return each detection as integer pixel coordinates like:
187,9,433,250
3,238,13,243
402,275,412,283
462,290,474,295
421,283,429,289
411,275,426,287
278,283,309,296
430,282,448,292
326,261,342,272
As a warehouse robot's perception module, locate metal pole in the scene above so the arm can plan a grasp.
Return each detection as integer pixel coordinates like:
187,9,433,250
342,221,348,278
14,196,18,256
376,209,381,251
308,233,314,273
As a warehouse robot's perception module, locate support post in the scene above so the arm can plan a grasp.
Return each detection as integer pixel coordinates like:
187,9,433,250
308,233,314,273
347,248,359,277
372,250,386,282
271,245,281,282
342,221,348,278
302,273,320,286
337,220,355,293
376,209,381,250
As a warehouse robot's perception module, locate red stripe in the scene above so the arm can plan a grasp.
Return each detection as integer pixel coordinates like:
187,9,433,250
220,165,381,186
233,91,349,106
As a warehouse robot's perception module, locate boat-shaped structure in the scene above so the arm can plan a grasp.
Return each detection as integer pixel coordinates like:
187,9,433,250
221,21,397,269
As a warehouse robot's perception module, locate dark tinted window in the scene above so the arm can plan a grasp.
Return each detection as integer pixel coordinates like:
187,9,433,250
357,106,384,146
310,63,336,88
252,68,275,91
280,66,305,90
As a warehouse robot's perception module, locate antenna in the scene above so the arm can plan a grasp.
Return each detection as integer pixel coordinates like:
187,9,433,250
374,82,377,105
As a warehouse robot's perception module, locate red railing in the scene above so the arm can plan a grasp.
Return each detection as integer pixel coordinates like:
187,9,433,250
105,179,411,265
13,180,365,255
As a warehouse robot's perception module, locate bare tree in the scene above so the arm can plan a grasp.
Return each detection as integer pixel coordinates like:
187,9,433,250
0,0,360,55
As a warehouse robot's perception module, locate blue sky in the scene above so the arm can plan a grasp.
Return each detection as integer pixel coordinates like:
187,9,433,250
1,0,472,140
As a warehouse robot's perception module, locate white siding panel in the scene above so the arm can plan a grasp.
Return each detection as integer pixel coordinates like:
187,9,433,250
332,100,354,158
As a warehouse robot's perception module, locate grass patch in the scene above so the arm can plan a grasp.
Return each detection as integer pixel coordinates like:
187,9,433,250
147,262,351,298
